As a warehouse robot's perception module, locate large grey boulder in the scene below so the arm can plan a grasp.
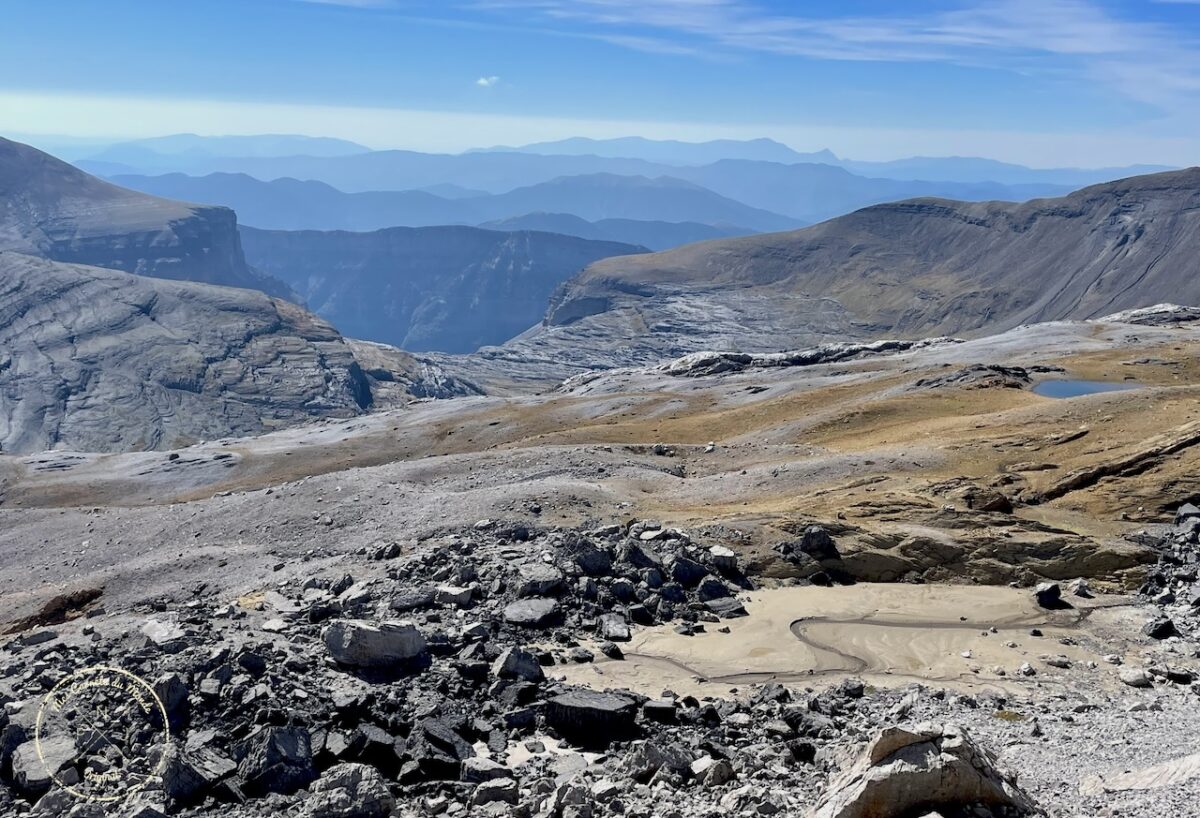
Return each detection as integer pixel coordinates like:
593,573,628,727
517,563,566,597
302,762,395,818
809,723,1041,818
323,620,427,668
11,735,75,796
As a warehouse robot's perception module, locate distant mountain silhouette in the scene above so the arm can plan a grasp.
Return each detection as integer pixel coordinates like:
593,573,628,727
838,155,1176,187
90,133,370,163
476,136,1171,187
87,150,1083,225
478,212,754,250
474,136,835,166
669,160,1072,221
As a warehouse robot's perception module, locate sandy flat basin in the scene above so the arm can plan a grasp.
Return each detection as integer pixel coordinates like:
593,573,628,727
554,583,1119,697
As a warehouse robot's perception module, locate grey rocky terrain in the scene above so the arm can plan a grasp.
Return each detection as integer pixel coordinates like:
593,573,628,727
0,254,476,454
1,312,1198,817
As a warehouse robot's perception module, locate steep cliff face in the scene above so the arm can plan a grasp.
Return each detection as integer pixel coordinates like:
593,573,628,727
0,253,369,454
239,225,645,353
0,136,293,299
528,168,1200,368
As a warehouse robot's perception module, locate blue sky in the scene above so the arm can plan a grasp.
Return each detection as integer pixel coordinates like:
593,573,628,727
3,0,1200,166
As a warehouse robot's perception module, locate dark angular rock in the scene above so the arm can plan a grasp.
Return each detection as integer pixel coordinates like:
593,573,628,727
1175,503,1200,525
599,641,624,660
153,672,190,728
350,724,402,775
1034,582,1063,609
572,545,613,577
404,719,475,781
667,555,708,587
546,689,638,747
1144,615,1180,639
158,744,235,808
643,699,678,724
390,587,436,612
492,647,545,682
236,726,316,797
619,542,661,570
797,526,840,562
696,576,731,601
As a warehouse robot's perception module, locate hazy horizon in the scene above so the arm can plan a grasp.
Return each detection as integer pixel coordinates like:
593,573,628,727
5,126,1191,173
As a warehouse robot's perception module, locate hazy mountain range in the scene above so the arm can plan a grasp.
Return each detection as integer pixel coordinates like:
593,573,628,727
85,152,1076,220
107,170,796,235
474,136,1175,187
57,132,1179,255
474,136,836,166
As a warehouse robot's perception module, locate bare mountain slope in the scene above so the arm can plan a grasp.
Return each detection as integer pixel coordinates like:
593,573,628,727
0,252,373,453
526,168,1200,370
0,136,292,298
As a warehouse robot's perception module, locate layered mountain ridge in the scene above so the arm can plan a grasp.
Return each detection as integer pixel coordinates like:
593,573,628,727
0,137,292,298
0,252,370,453
511,168,1200,372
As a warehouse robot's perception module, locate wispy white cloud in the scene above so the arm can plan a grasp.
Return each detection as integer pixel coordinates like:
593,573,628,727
476,75,502,87
472,0,1200,111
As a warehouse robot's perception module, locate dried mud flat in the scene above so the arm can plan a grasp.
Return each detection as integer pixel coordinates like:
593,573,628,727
1,316,1198,817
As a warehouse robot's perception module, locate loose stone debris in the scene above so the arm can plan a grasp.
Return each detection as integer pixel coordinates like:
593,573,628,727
0,510,1197,818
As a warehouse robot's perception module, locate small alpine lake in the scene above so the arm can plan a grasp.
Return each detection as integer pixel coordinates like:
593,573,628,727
1032,379,1143,399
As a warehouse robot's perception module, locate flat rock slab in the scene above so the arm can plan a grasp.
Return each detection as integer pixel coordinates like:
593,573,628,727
1080,751,1200,796
503,597,562,627
323,620,427,668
